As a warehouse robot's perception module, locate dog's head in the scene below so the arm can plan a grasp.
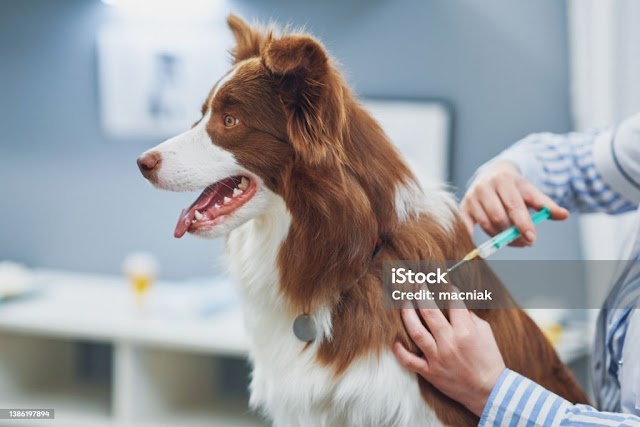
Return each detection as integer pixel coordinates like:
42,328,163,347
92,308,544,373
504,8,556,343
138,15,425,307
138,15,352,240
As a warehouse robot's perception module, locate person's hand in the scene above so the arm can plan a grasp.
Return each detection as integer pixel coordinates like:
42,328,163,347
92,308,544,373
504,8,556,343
393,303,506,417
461,161,569,246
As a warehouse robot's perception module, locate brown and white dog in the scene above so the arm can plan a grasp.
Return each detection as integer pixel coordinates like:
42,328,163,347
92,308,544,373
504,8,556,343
137,15,588,427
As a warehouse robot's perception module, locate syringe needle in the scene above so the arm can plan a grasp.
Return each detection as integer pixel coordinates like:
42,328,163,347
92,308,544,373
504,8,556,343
447,248,479,273
447,259,466,273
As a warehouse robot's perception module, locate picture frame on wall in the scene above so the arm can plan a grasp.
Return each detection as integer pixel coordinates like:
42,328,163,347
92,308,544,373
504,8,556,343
97,24,232,139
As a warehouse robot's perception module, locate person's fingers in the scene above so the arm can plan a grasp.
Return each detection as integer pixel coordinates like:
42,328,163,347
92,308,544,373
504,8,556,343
464,197,498,236
508,236,531,247
469,310,483,324
496,180,536,243
447,297,473,328
400,309,437,355
469,312,493,335
417,306,451,344
476,186,511,232
393,342,429,374
520,181,570,220
460,210,475,237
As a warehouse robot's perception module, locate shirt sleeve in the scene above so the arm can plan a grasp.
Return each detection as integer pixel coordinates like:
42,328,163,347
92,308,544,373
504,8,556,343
594,113,640,207
479,369,640,427
471,116,640,214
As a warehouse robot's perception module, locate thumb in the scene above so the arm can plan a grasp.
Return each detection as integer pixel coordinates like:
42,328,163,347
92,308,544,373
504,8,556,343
522,182,569,220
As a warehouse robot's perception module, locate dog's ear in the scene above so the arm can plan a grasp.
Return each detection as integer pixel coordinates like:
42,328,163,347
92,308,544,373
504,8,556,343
227,14,264,63
263,35,346,165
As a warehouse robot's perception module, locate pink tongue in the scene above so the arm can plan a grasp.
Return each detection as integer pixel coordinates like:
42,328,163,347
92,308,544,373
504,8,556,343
173,189,219,239
174,208,192,239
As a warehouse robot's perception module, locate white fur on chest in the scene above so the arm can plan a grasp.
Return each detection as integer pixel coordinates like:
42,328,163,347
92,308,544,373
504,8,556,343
225,197,443,427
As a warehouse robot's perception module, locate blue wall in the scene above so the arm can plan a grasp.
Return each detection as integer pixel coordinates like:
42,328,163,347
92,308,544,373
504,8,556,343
0,0,580,279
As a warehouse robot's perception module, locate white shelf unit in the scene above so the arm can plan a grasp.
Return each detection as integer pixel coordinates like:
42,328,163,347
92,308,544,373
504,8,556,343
0,270,266,427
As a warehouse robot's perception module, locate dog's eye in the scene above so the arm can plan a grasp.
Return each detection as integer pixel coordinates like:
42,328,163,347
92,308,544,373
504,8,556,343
224,115,239,127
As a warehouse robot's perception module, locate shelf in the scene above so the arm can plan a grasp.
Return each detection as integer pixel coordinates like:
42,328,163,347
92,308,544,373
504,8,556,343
0,270,265,427
0,383,112,427
0,332,112,427
119,347,265,427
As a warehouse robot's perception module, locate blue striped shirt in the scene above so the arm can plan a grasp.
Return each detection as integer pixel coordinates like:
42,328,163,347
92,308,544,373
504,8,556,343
476,117,640,426
481,369,640,426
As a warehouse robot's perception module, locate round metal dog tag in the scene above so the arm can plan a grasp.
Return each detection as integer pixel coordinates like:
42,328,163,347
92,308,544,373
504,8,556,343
293,314,317,342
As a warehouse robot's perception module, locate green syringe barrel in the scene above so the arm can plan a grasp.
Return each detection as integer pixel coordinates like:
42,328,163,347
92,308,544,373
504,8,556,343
476,206,552,258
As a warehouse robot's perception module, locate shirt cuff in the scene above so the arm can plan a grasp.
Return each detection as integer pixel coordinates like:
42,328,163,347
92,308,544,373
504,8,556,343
594,116,640,205
478,369,571,427
479,368,515,427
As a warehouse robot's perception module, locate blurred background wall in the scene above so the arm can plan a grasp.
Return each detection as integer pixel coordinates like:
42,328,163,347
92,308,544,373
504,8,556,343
0,0,581,279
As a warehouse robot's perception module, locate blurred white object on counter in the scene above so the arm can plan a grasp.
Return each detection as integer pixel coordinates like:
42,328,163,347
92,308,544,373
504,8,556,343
0,261,33,300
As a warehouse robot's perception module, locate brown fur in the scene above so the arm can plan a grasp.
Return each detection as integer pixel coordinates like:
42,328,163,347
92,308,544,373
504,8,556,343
201,14,589,426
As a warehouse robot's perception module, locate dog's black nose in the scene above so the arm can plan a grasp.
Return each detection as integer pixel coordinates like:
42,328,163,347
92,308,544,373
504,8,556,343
137,151,161,181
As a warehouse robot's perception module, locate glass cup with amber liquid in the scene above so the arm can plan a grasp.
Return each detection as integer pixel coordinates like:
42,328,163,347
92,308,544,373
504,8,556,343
122,252,158,300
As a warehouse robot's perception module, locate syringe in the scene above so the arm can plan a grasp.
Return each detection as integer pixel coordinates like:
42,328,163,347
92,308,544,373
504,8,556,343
447,206,552,273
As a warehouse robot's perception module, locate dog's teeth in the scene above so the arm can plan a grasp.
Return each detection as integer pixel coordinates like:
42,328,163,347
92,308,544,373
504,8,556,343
233,188,243,197
224,197,231,204
238,177,249,190
192,219,196,224
194,210,203,220
214,203,220,209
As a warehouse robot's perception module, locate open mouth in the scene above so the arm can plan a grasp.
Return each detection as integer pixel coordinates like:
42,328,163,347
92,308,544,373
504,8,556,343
174,175,256,238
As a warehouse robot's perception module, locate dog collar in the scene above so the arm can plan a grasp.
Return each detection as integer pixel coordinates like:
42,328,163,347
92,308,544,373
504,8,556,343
293,236,384,343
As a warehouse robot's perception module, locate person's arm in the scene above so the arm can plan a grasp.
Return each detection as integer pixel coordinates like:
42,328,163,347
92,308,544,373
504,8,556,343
482,369,640,427
499,126,639,213
463,114,640,244
393,305,640,427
